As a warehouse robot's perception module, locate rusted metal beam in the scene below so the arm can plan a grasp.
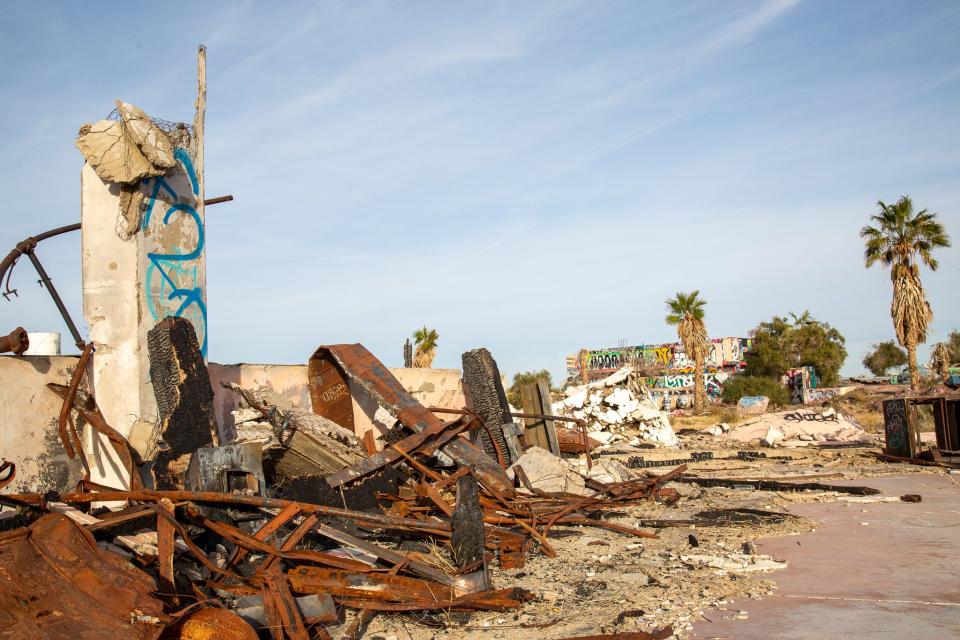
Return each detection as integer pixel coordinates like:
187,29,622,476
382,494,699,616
325,415,472,488
1,224,85,349
309,344,514,497
287,566,532,612
2,489,454,536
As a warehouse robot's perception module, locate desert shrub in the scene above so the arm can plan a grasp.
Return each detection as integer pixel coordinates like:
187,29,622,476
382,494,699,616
720,375,789,407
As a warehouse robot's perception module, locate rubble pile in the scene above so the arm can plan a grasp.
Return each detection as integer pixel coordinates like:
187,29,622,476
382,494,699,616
724,407,876,448
552,367,680,448
1,338,686,640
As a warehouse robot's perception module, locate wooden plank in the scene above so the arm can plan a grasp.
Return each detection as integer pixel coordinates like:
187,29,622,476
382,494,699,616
520,384,546,449
536,381,560,456
520,382,559,455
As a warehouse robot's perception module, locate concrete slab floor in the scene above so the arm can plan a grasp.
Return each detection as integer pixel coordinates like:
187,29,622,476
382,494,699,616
692,474,960,639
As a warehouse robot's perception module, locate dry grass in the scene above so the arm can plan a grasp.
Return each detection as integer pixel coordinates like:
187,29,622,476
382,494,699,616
824,388,885,432
671,405,743,430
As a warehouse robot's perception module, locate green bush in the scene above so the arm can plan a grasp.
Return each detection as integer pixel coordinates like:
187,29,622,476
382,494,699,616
721,375,789,407
507,369,554,408
744,312,847,386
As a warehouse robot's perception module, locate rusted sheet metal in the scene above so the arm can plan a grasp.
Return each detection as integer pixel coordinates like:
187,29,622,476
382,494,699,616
308,354,356,432
0,513,168,639
309,344,514,497
263,563,310,640
155,498,177,602
0,326,28,354
497,535,527,569
287,566,532,612
556,426,601,453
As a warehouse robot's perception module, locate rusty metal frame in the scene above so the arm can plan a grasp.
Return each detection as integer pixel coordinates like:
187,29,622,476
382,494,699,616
308,344,514,497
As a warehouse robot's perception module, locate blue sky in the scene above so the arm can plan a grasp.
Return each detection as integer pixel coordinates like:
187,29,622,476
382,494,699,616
1,0,958,382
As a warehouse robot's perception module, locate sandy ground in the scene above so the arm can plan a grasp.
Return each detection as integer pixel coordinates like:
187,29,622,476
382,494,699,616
337,446,944,640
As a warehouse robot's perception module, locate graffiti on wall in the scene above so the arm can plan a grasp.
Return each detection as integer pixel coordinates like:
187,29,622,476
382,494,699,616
783,366,818,404
566,337,750,408
142,147,207,357
568,337,750,379
644,372,728,396
802,386,854,404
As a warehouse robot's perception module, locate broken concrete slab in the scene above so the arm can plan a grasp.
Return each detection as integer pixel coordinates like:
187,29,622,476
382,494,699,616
76,119,166,185
583,458,636,485
726,408,874,448
507,446,587,495
680,553,788,574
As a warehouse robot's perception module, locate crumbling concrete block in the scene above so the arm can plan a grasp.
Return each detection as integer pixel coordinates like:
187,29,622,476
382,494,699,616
737,395,770,416
76,119,165,184
761,426,785,446
115,101,176,171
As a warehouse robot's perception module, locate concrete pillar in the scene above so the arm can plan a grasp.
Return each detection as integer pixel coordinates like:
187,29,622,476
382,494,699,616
80,49,206,488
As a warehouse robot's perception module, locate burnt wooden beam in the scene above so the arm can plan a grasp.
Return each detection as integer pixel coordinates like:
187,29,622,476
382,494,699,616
461,348,518,466
147,316,219,489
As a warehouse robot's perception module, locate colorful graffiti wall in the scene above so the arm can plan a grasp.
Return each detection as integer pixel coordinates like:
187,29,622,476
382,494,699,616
567,337,750,409
568,338,749,377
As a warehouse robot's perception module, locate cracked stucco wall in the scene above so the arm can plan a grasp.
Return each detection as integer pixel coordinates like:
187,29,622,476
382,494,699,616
81,140,205,489
0,355,85,494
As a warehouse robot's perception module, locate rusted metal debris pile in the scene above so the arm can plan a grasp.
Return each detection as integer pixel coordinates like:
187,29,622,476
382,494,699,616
1,321,677,640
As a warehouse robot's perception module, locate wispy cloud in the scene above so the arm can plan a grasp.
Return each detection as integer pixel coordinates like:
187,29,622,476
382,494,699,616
2,0,958,383
699,0,805,57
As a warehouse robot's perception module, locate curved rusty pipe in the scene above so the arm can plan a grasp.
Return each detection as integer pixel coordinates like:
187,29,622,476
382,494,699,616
0,223,81,285
1,223,84,350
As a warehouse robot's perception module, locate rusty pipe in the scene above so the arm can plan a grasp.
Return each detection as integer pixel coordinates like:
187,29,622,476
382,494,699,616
203,194,234,206
25,251,85,351
428,407,586,428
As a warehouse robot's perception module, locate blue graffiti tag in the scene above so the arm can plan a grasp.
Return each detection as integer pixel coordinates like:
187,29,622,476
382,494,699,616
142,147,207,357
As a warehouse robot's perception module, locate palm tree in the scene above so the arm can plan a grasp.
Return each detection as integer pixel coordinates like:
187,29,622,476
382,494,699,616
665,291,709,412
412,326,439,368
930,342,951,382
788,310,813,327
861,196,951,390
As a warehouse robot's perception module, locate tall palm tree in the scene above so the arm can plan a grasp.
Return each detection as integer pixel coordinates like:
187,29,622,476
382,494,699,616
412,326,439,368
665,291,709,412
861,196,951,390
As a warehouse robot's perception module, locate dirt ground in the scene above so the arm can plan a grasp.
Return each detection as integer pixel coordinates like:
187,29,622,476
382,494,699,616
347,444,943,640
